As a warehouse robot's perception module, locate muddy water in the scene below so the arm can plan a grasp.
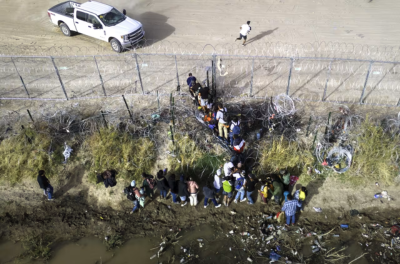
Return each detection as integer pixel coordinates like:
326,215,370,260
0,225,222,264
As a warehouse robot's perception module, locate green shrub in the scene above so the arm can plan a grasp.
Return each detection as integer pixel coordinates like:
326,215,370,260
83,128,156,184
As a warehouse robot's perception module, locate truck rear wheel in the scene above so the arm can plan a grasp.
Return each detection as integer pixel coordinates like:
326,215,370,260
110,38,122,53
60,23,71,37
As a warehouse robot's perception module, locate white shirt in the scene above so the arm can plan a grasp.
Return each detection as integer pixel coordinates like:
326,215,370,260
240,24,251,36
216,108,227,124
224,162,235,176
214,175,222,189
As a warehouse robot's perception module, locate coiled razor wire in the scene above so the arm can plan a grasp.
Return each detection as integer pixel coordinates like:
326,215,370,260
272,94,297,118
315,143,353,174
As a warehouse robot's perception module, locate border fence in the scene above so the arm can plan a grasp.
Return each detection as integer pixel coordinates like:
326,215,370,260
1,52,400,106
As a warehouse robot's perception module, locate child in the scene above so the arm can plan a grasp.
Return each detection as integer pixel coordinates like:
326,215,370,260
294,186,308,212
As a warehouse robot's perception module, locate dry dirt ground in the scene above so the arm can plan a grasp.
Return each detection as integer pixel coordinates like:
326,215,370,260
0,0,400,53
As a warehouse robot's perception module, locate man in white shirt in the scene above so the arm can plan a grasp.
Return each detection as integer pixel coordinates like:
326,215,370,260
216,103,229,142
236,21,251,46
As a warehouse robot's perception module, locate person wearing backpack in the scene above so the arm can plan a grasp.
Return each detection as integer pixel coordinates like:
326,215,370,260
168,174,179,205
234,173,247,203
130,180,145,212
141,172,155,199
156,170,170,200
178,175,190,207
258,182,269,204
229,116,241,146
294,186,308,212
216,103,229,143
222,176,234,206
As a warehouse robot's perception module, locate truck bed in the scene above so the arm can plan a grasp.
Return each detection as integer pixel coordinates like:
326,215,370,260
49,1,81,17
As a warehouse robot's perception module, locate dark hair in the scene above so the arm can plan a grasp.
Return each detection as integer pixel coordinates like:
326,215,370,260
157,170,164,179
217,103,223,109
287,194,293,200
170,174,176,180
102,170,112,179
247,21,251,25
141,172,147,178
212,104,219,113
232,116,238,123
38,170,45,177
301,186,307,192
189,73,192,76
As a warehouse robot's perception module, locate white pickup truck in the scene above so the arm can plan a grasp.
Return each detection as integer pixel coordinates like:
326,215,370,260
47,1,145,52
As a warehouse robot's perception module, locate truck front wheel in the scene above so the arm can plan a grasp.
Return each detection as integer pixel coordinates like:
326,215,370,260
60,23,71,37
110,38,122,53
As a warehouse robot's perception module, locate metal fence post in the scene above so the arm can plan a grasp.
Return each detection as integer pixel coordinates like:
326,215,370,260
286,58,294,95
212,55,217,91
93,56,107,97
134,53,144,94
100,110,108,128
122,95,134,123
174,55,180,93
359,62,373,104
157,90,160,113
11,57,30,98
322,60,333,101
50,56,68,100
250,58,254,97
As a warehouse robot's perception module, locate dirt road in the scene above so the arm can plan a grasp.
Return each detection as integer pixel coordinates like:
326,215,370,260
0,0,400,55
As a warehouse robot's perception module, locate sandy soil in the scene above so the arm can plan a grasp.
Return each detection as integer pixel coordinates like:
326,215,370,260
0,0,400,54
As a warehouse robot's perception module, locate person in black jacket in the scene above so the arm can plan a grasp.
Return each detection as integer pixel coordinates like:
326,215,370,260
178,175,190,207
246,173,259,205
37,170,54,200
168,174,179,204
203,184,222,209
156,170,169,200
102,170,117,188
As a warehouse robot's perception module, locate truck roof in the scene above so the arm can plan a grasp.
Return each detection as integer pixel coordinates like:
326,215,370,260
79,1,113,15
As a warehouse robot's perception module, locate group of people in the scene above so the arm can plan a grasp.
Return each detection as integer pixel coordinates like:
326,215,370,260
187,74,246,153
121,159,308,226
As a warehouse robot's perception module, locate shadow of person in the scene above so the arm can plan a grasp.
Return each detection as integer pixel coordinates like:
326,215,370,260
246,28,279,45
54,165,85,198
131,12,175,44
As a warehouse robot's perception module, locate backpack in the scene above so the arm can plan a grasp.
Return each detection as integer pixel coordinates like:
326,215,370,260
235,177,244,190
390,225,400,237
124,186,135,201
299,190,306,201
231,121,240,135
147,178,155,189
132,187,142,198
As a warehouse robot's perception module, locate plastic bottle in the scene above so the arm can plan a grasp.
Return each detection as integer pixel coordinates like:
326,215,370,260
241,232,249,236
374,194,383,198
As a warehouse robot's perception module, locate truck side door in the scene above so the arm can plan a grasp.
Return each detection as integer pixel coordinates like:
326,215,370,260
87,14,107,41
74,10,92,36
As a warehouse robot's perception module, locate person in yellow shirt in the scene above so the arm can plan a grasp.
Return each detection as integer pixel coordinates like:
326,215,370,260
258,182,269,204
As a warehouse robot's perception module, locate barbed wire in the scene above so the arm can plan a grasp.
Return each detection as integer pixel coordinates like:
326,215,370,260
1,40,400,61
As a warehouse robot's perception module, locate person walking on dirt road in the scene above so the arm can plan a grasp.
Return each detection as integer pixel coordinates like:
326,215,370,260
235,21,251,46
37,170,54,201
281,194,302,226
187,73,197,99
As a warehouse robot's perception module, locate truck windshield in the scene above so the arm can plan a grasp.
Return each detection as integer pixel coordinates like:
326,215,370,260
98,8,126,26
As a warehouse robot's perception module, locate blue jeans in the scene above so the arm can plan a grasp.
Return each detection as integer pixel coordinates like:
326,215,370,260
247,191,254,204
180,196,187,201
160,189,167,198
229,134,234,146
132,200,139,212
204,197,218,206
214,188,221,194
235,189,245,201
46,185,53,199
286,214,295,225
171,193,178,203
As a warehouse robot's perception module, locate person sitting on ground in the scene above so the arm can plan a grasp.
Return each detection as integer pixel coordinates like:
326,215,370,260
178,175,190,207
102,170,117,188
37,170,54,201
246,174,259,205
233,172,247,204
168,174,179,205
233,134,246,154
203,183,222,209
213,168,223,200
216,103,229,143
156,170,170,200
198,85,210,112
229,116,241,146
222,176,234,206
294,186,308,212
258,181,269,204
140,172,155,199
281,194,302,226
129,180,145,214
271,175,283,205
187,177,199,206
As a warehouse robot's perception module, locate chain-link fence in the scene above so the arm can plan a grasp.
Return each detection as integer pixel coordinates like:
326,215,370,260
1,53,400,106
